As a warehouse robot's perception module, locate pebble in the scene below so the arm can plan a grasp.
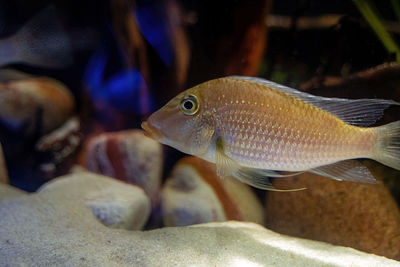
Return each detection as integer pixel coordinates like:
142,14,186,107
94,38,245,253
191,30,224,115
0,177,397,267
38,171,151,230
85,129,163,206
0,76,75,135
162,156,265,226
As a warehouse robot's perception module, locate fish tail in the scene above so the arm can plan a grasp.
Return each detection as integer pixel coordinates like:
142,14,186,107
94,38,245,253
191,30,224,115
374,121,400,170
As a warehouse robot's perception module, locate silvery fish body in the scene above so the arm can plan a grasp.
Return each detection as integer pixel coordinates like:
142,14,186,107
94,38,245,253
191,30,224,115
142,76,400,190
201,78,375,170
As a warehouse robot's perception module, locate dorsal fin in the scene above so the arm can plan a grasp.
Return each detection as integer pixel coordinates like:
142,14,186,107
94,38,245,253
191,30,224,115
228,76,399,127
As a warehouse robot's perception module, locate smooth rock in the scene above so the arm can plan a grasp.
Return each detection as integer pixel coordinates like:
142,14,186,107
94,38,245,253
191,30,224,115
0,76,75,135
0,179,398,267
37,171,151,230
266,172,400,260
162,156,265,226
85,130,163,206
0,183,26,199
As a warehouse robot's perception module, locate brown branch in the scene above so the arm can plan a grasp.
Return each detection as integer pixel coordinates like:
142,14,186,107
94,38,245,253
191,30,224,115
0,142,9,184
267,14,400,33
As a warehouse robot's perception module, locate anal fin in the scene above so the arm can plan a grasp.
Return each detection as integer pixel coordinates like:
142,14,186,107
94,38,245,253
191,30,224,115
310,160,378,184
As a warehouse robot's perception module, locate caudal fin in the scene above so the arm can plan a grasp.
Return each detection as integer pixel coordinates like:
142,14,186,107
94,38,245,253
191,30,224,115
375,121,400,170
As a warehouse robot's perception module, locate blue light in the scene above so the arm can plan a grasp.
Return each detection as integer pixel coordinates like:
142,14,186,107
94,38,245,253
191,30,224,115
83,47,108,96
106,69,143,110
83,47,152,115
135,3,173,66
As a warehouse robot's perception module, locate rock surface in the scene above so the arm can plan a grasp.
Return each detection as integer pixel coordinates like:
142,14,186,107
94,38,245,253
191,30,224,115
1,179,399,266
37,171,151,230
0,76,75,135
1,173,399,266
162,156,265,226
0,183,26,199
266,171,400,260
85,130,163,206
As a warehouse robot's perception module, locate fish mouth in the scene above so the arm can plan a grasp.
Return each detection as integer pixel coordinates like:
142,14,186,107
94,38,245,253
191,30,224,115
141,121,162,140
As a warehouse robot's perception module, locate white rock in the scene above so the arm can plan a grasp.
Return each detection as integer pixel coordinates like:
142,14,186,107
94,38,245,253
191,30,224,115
162,156,265,226
0,174,398,266
37,171,151,230
0,183,26,200
162,164,227,226
85,186,150,230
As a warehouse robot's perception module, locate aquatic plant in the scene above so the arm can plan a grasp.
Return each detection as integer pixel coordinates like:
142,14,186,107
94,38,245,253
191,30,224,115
353,0,400,62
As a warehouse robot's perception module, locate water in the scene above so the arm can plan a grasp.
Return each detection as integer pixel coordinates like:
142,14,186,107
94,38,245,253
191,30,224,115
0,0,399,262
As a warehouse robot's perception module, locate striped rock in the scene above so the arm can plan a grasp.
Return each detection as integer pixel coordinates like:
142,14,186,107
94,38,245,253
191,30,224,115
85,130,163,206
162,156,264,226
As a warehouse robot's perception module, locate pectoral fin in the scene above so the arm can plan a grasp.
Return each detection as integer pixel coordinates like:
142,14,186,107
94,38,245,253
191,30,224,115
309,160,378,183
215,137,241,178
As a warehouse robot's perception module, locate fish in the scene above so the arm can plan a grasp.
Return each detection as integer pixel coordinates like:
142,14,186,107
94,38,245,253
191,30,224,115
142,76,400,190
0,6,72,69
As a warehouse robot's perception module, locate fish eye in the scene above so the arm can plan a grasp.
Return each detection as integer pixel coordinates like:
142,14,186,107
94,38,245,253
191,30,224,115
180,95,199,115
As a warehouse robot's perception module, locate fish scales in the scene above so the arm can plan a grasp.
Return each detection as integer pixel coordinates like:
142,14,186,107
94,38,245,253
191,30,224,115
203,78,376,171
143,76,400,188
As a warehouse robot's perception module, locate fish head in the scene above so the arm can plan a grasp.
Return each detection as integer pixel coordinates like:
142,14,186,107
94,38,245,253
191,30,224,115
142,86,215,156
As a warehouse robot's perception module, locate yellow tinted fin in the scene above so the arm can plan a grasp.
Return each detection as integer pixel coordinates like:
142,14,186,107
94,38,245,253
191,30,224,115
309,160,378,183
215,137,241,178
375,121,400,171
229,76,399,127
